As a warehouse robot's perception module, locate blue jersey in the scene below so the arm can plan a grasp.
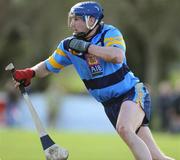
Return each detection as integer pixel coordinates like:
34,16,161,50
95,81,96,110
45,24,139,102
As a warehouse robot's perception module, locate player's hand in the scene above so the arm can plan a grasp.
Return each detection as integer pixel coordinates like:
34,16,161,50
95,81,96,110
13,68,35,87
64,38,91,53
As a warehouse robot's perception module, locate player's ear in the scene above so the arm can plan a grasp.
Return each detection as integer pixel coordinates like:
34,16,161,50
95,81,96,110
88,16,96,28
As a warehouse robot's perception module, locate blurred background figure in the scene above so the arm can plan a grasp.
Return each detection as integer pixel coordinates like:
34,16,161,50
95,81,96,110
158,81,180,133
169,94,180,133
169,81,180,133
0,92,6,126
4,81,20,127
158,81,174,131
0,80,20,127
45,77,65,129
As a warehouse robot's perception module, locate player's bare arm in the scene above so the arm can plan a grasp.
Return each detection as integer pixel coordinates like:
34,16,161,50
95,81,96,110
88,45,124,64
31,61,50,78
66,38,124,64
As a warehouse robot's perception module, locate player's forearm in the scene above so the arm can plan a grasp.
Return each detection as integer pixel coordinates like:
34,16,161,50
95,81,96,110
31,61,50,78
88,45,124,64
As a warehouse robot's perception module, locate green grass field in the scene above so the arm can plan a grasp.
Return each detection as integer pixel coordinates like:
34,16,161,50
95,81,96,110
0,128,179,160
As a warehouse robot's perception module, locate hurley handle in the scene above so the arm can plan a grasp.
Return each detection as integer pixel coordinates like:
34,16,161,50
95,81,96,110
5,63,26,94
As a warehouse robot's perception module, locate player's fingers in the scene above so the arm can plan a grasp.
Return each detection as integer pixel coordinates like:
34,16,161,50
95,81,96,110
12,79,20,88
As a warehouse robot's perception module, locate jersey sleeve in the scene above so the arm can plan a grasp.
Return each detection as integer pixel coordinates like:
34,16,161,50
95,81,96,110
45,41,72,73
104,28,126,52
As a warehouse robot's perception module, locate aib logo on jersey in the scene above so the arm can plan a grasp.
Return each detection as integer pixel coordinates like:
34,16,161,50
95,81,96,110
85,54,103,77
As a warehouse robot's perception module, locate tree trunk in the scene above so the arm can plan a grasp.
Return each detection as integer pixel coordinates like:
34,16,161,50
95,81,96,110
145,44,159,94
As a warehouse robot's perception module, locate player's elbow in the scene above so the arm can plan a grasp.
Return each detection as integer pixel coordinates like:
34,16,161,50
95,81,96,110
111,50,124,64
113,55,123,64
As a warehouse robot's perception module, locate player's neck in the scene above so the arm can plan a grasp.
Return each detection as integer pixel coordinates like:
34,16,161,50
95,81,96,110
85,25,100,40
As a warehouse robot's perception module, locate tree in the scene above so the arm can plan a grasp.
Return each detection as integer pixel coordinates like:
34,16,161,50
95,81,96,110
1,0,180,93
104,0,180,93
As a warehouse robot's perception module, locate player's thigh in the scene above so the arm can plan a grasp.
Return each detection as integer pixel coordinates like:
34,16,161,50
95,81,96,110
116,100,145,131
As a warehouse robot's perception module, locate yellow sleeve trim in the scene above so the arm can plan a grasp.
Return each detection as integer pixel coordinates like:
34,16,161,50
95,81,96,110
106,40,125,47
48,56,64,69
55,48,66,57
104,36,123,42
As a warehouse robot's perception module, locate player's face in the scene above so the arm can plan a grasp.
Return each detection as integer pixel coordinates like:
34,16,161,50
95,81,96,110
69,15,88,35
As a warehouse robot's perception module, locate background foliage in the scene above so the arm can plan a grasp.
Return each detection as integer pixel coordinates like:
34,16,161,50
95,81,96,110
0,0,180,93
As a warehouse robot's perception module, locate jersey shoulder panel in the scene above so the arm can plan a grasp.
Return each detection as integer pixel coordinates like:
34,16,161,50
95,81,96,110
103,24,126,51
